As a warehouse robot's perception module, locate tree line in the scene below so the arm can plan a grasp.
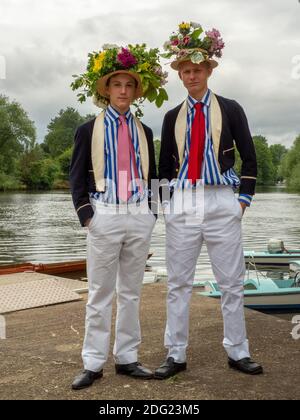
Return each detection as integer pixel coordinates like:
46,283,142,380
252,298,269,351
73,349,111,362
0,95,299,192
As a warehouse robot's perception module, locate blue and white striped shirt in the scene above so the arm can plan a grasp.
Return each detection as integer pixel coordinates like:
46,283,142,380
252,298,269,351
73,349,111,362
91,105,146,204
172,90,252,206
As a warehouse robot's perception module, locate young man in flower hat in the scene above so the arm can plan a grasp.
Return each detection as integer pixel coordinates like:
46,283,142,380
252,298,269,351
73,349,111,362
70,44,168,389
155,22,263,379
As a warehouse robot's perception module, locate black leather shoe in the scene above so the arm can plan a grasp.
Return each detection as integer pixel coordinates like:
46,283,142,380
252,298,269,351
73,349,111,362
154,357,187,380
228,357,263,375
115,362,153,379
72,369,103,390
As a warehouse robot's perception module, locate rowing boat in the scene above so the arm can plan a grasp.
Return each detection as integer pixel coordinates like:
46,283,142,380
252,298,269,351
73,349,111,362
0,253,153,276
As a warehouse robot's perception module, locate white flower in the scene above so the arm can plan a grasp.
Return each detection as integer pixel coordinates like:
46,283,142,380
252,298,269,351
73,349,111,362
170,45,180,52
92,95,108,109
102,43,119,50
190,22,202,29
163,41,171,50
191,51,205,64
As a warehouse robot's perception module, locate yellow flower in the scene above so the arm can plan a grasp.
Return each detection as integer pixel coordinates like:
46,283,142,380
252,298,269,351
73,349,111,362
179,22,190,31
93,52,106,73
139,62,150,72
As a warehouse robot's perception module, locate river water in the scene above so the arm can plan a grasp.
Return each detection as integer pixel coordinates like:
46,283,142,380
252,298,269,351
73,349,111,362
0,188,299,274
0,188,299,320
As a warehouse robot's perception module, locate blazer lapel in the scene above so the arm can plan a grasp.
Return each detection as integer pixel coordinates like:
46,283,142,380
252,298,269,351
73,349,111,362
210,93,222,171
133,116,149,182
175,100,188,166
91,112,105,192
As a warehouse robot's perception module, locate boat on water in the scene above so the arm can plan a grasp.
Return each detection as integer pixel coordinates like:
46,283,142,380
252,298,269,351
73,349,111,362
198,263,300,311
0,253,153,276
244,238,300,268
289,260,300,275
0,260,87,276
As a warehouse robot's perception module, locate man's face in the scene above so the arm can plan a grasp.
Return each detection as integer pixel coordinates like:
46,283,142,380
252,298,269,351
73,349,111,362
179,61,212,97
106,73,137,112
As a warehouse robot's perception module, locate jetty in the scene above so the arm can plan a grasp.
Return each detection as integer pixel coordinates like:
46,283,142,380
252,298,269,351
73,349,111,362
0,274,299,400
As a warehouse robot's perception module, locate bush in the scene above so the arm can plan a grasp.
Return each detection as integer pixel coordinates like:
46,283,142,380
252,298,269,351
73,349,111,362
0,172,23,191
57,147,73,180
20,159,60,190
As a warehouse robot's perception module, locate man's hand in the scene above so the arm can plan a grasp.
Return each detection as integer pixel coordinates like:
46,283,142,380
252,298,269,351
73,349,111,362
239,202,247,215
84,218,92,227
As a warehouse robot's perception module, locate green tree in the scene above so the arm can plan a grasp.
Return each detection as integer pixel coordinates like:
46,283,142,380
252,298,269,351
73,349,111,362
282,135,300,191
269,144,288,182
18,144,44,187
42,108,94,157
22,158,60,190
252,135,276,186
57,147,73,180
0,95,36,178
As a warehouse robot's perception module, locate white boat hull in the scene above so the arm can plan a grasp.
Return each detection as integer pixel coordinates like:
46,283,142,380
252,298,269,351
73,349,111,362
243,292,300,310
245,252,300,268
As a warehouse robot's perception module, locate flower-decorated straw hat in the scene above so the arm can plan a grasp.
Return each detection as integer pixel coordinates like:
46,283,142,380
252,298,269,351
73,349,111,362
162,22,225,70
71,44,168,115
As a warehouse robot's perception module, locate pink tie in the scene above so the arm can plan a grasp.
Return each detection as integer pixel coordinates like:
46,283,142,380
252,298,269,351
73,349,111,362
118,115,134,202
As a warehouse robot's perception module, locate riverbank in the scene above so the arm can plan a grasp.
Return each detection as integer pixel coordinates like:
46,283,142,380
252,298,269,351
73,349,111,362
1,184,300,193
0,282,299,400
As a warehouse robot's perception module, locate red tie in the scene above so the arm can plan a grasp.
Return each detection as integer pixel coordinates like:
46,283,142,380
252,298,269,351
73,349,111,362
187,103,206,185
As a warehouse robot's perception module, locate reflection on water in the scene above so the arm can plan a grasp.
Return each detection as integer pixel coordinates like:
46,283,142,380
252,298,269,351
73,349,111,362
0,189,299,284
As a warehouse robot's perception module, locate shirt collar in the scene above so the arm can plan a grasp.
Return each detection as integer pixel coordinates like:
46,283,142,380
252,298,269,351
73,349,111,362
187,89,211,114
105,105,132,124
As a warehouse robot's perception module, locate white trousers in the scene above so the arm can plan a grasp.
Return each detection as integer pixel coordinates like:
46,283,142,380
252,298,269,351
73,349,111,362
82,199,156,372
164,185,250,362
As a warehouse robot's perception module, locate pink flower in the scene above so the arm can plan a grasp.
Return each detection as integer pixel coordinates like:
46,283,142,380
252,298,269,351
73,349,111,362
205,28,225,58
183,36,191,45
171,39,180,46
117,48,138,68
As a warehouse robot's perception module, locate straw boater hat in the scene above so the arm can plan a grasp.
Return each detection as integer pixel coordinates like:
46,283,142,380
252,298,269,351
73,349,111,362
162,22,225,71
96,70,143,100
71,44,169,114
171,49,218,71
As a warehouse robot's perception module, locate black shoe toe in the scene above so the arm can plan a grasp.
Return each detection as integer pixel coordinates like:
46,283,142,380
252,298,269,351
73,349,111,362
228,357,263,375
72,369,103,390
115,362,153,379
154,357,187,380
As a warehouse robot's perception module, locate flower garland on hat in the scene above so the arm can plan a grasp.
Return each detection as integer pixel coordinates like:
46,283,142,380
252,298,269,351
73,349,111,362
71,44,168,117
162,22,225,66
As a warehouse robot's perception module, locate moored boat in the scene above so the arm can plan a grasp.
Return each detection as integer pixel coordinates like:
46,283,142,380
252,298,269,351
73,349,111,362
198,276,300,311
244,239,300,268
0,253,153,276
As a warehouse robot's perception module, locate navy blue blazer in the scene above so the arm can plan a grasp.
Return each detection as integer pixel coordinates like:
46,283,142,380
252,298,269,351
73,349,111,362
70,118,158,226
159,95,257,197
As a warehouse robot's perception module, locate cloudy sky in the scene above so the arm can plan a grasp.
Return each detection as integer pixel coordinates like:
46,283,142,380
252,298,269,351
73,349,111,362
1,0,300,147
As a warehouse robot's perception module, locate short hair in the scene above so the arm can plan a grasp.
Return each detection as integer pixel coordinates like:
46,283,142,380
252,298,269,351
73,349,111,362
106,74,138,88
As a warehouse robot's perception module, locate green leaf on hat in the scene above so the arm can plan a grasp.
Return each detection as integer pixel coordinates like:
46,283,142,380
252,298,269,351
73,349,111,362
155,88,168,108
146,87,157,103
191,28,203,40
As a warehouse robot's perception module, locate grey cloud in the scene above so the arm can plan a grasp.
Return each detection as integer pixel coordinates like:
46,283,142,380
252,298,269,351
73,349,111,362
0,0,299,146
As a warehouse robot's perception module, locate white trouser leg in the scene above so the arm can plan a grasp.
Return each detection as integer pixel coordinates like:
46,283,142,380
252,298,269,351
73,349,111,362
113,209,155,364
82,209,124,372
204,187,250,361
164,190,204,363
82,200,155,372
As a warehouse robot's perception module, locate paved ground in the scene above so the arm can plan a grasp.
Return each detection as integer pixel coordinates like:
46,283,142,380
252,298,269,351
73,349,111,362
0,282,299,400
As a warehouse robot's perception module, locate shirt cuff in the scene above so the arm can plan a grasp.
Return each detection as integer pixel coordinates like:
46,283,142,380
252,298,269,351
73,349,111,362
238,194,253,207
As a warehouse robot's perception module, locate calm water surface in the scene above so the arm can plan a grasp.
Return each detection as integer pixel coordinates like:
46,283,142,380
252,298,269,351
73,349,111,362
0,189,299,276
1,188,299,320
